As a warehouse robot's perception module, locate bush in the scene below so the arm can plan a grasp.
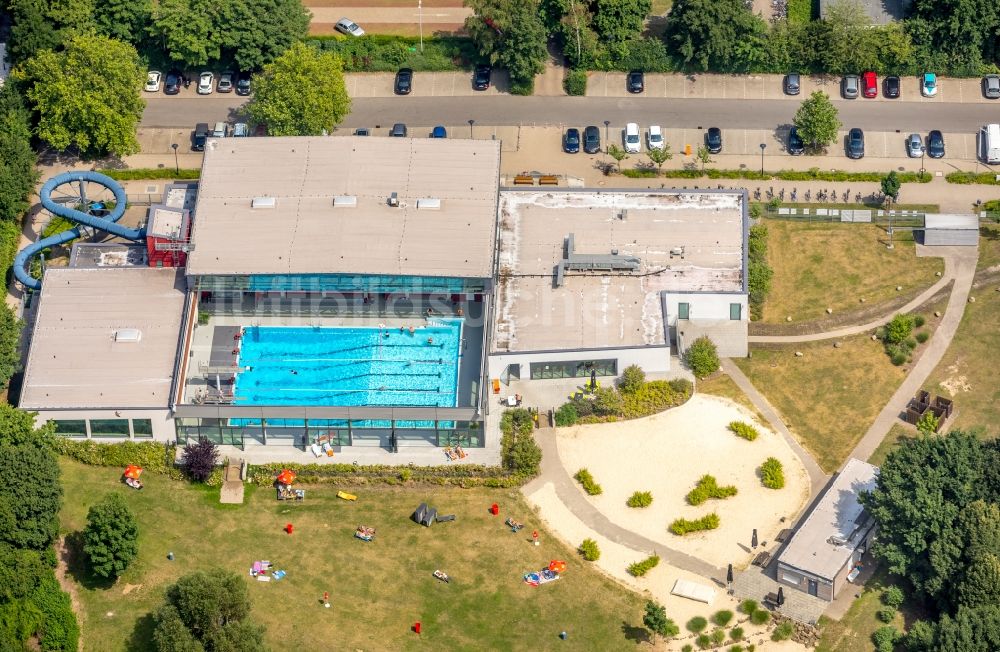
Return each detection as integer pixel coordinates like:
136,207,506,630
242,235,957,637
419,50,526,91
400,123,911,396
771,621,794,641
627,490,653,508
872,626,900,652
711,628,726,644
686,475,738,505
730,625,745,641
750,609,770,625
309,35,478,72
882,585,905,609
669,513,721,535
579,538,601,561
729,647,744,652
946,171,1000,185
31,575,80,652
554,403,579,427
180,439,219,482
890,351,908,366
915,331,929,344
687,616,708,633
98,168,200,181
592,387,624,416
620,379,691,419
564,69,587,95
876,607,896,623
913,315,926,328
622,168,659,178
500,409,542,476
685,336,720,378
727,421,760,441
619,365,646,394
738,599,758,615
883,314,915,345
83,493,139,579
696,633,712,649
52,439,182,478
627,555,660,577
760,457,785,489
574,468,603,495
682,646,694,652
712,610,733,627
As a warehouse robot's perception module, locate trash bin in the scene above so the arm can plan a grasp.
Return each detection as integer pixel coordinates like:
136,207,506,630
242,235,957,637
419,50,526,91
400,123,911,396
490,503,499,516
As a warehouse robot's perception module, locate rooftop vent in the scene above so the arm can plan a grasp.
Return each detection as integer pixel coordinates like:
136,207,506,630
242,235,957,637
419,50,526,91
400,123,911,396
333,195,358,208
251,197,276,209
113,328,142,343
416,197,441,210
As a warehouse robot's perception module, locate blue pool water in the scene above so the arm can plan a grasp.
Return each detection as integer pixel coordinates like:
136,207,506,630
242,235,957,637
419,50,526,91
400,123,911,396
233,320,463,408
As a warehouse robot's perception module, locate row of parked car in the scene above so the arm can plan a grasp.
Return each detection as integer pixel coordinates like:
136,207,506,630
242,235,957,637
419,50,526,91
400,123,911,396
391,65,492,94
191,121,251,150
146,70,252,96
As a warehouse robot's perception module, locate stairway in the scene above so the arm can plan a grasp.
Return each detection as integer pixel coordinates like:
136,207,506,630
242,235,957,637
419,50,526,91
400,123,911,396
219,459,245,504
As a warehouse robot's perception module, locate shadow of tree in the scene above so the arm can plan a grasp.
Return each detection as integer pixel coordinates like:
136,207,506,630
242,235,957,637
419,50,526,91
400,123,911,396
621,620,651,644
125,612,157,652
64,530,116,591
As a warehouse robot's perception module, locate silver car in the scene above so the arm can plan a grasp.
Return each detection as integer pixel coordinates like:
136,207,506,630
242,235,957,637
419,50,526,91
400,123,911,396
335,18,365,37
906,133,924,158
984,74,1000,99
842,74,860,99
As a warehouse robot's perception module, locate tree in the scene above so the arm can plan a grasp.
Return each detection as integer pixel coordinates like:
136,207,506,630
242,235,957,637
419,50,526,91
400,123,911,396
696,145,714,171
152,604,205,652
593,0,652,44
83,493,139,579
0,444,63,550
150,0,220,68
607,144,628,173
881,170,901,202
664,0,768,71
933,604,1000,651
684,336,719,378
0,307,24,392
0,84,40,224
793,91,840,153
646,145,672,173
15,35,145,157
0,405,53,449
246,42,351,136
643,600,678,643
465,0,548,94
619,364,646,394
180,439,219,482
819,0,876,73
94,0,153,46
7,0,61,65
215,0,310,71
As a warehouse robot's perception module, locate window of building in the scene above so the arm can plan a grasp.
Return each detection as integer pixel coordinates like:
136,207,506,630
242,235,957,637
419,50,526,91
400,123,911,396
89,419,130,438
132,419,154,438
529,359,617,380
677,302,690,319
730,303,742,320
53,420,87,437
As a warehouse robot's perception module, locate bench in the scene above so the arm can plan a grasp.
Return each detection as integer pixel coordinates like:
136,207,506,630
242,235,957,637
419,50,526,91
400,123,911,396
763,592,780,608
775,528,793,543
751,551,772,568
513,175,534,186
538,175,559,186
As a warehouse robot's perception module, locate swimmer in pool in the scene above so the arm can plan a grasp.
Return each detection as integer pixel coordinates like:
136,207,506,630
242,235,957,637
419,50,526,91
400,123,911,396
290,370,298,375
427,337,434,345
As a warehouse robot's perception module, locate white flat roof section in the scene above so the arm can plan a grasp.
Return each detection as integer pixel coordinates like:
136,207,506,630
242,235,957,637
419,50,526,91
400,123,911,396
778,458,879,581
20,268,187,410
493,190,745,353
923,214,979,230
187,137,502,279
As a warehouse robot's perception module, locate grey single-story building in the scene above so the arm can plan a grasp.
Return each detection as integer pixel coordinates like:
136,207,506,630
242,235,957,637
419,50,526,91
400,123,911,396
775,458,879,601
922,214,979,246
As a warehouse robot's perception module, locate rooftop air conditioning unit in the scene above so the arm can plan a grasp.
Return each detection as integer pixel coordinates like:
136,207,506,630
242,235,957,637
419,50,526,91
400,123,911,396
416,197,441,210
333,195,357,208
251,196,276,209
114,328,142,343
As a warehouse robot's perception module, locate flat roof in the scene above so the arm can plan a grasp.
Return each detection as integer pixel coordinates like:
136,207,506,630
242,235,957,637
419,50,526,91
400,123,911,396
20,268,187,410
778,458,879,581
924,214,979,230
493,189,745,353
187,137,501,279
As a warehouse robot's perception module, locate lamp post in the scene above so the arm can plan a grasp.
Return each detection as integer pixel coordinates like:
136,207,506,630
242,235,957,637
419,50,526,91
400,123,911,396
171,143,179,174
603,120,610,153
759,143,766,176
418,0,424,53
468,119,475,139
920,150,925,178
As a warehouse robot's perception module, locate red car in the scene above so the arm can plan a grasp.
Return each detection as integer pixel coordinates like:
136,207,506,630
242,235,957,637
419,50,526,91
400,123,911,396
862,71,878,98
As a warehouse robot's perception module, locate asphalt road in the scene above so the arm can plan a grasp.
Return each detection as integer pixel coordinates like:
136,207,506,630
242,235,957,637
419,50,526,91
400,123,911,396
142,96,1000,133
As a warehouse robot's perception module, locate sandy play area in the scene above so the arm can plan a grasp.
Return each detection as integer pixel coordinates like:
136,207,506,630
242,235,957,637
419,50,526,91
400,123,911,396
556,394,810,569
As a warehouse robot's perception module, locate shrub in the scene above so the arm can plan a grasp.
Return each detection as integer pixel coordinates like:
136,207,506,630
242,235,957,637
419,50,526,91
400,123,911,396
890,351,908,366
883,314,915,345
309,34,478,72
669,513,721,535
98,167,200,181
52,439,182,478
627,555,660,577
579,538,600,561
627,490,653,508
592,387,624,416
760,457,785,489
872,626,900,652
730,625,745,641
682,646,694,652
876,607,895,623
711,628,726,644
882,585,905,609
946,171,1000,185
913,315,926,328
180,439,219,482
729,647,744,652
619,364,646,394
712,610,733,627
620,379,691,419
727,421,760,441
915,331,929,343
686,475,738,505
748,223,773,320
564,69,587,95
904,338,917,350
500,409,542,476
554,403,578,426
750,609,770,625
738,599,757,615
771,621,794,641
83,493,139,579
687,616,708,633
685,336,720,378
696,633,712,649
622,169,659,178
574,468,603,495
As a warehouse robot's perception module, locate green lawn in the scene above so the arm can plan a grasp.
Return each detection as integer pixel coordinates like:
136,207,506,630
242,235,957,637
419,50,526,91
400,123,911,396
58,459,645,651
696,372,767,424
817,568,906,652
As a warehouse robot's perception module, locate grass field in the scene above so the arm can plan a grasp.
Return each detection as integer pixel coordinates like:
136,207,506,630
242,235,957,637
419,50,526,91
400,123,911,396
867,423,917,467
978,223,1000,270
817,568,907,652
759,220,944,324
58,459,645,651
696,372,767,423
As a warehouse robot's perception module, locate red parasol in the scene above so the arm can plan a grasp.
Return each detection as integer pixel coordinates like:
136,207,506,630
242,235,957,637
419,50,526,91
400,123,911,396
548,560,566,573
124,465,143,479
276,469,296,485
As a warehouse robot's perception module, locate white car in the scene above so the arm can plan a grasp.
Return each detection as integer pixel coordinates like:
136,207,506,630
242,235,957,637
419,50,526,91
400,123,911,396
232,122,249,137
921,73,937,98
144,71,161,92
647,125,664,151
335,18,365,37
624,123,641,154
197,72,214,95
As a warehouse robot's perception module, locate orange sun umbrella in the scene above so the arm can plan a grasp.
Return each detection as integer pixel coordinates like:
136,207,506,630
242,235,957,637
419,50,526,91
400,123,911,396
548,560,566,573
124,465,143,479
276,469,296,485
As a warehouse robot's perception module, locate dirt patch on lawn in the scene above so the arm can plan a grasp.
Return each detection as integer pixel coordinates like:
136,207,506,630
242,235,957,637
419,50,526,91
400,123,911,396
54,537,84,652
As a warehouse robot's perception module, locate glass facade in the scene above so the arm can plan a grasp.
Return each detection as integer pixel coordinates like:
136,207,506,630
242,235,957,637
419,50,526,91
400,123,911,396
196,274,487,295
678,302,690,319
529,359,617,380
53,420,87,437
133,419,154,438
89,419,130,438
730,303,742,320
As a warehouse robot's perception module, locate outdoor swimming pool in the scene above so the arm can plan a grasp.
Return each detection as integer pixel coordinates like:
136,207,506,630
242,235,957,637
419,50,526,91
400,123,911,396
233,320,463,407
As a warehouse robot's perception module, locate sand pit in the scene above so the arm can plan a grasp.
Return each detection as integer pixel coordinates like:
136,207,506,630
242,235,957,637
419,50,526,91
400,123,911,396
556,394,810,569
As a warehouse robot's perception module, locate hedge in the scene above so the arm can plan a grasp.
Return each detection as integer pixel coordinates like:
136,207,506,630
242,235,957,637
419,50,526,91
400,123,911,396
559,378,692,426
727,421,760,441
622,169,659,178
946,171,1000,185
761,457,785,489
621,167,932,183
669,513,721,535
248,461,525,488
627,490,653,508
97,168,200,181
574,468,603,495
685,475,737,506
564,69,587,96
307,35,478,72
52,439,182,479
626,554,660,577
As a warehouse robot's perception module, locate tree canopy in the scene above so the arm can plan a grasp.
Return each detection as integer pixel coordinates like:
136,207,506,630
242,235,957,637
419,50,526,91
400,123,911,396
465,0,548,94
664,0,767,71
793,91,840,153
83,493,139,579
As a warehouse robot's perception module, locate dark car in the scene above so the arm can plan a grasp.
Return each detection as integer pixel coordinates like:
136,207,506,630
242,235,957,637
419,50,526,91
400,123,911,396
627,70,644,94
787,126,804,155
884,76,900,98
236,72,252,96
390,123,407,137
165,70,182,95
192,123,209,151
927,130,945,158
705,127,722,154
354,128,370,136
783,73,800,95
847,127,865,159
473,64,491,91
583,125,601,154
394,68,413,95
563,128,581,154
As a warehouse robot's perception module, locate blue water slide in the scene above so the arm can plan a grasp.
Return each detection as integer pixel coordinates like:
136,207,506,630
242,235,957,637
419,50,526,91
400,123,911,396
14,171,145,290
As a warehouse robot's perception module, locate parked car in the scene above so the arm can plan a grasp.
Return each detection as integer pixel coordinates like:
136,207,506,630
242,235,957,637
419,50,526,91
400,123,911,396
354,128,371,136
197,72,214,95
236,72,252,96
983,74,1000,99
787,126,804,155
927,130,945,158
390,123,407,137
921,72,937,97
705,127,722,154
563,128,580,153
906,133,924,158
335,17,365,37
212,121,228,138
145,71,162,92
583,125,601,154
627,71,644,94
862,71,877,98
647,125,664,151
783,73,800,95
847,128,865,159
884,75,900,98
192,123,209,151
431,125,447,138
394,68,413,95
842,74,860,99
164,70,181,95
232,122,249,137
473,65,491,91
217,72,234,93
624,123,641,153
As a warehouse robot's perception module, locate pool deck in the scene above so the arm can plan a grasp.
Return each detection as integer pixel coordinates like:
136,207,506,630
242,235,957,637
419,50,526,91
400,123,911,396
214,438,502,467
